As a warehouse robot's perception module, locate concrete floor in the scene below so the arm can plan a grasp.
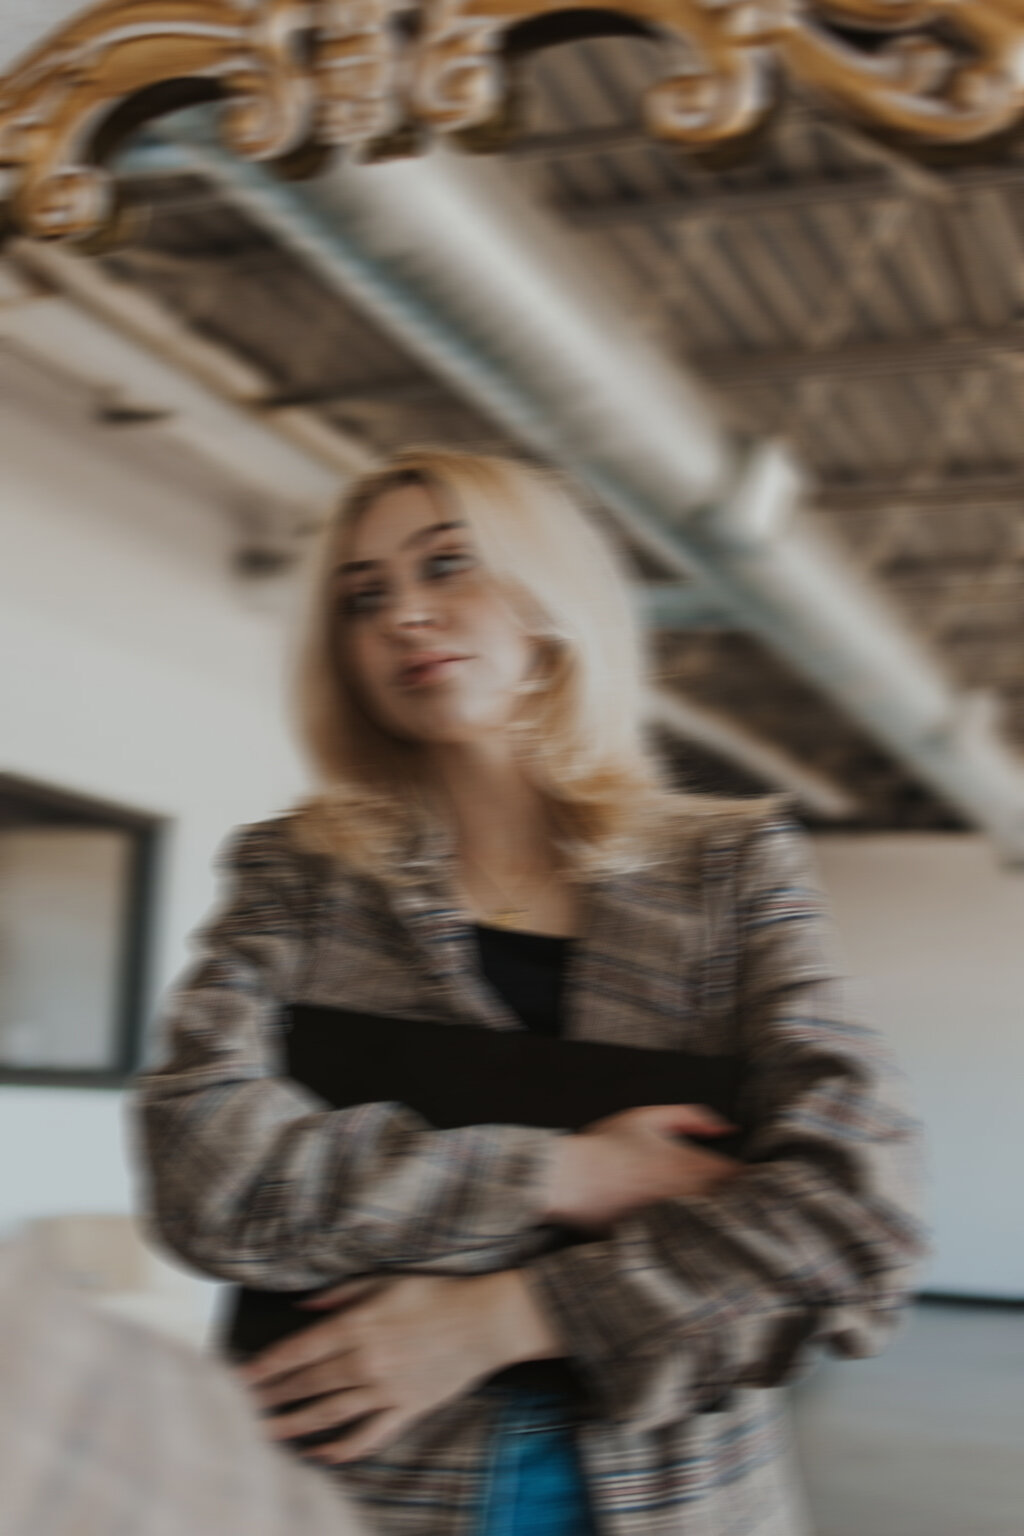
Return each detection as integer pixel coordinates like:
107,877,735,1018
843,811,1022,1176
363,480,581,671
791,1302,1024,1536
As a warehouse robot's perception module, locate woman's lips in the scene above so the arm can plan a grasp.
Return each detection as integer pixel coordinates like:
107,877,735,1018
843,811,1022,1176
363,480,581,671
397,656,468,688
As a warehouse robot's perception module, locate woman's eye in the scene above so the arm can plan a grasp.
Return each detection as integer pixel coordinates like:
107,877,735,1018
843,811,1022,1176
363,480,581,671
338,587,385,619
427,550,473,578
335,553,471,617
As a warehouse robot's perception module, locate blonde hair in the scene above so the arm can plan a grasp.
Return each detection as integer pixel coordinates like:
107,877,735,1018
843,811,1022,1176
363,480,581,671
288,445,744,882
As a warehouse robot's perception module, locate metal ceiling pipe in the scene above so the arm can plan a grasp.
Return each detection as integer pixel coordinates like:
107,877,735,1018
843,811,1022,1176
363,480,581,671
120,127,728,519
633,584,737,631
119,119,1024,861
679,442,1024,861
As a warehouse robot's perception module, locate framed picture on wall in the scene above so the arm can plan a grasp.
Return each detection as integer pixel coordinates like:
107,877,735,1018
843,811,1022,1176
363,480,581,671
0,774,162,1087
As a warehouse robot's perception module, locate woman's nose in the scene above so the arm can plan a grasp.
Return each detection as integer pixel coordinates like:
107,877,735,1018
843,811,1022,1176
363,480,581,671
388,583,438,633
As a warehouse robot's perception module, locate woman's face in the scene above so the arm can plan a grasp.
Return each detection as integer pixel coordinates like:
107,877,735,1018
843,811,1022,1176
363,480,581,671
331,481,538,746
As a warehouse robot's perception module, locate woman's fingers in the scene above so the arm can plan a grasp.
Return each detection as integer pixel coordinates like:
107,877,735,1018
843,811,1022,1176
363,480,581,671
239,1314,352,1387
684,1146,742,1196
254,1355,361,1410
308,1406,414,1466
641,1104,737,1137
300,1277,381,1311
585,1103,736,1139
263,1387,380,1442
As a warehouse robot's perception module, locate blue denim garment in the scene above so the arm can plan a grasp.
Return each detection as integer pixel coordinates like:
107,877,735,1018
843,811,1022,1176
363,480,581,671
475,1386,599,1536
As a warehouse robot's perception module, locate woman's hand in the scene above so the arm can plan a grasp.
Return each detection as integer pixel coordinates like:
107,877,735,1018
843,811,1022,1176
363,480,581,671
238,1271,561,1465
544,1103,741,1233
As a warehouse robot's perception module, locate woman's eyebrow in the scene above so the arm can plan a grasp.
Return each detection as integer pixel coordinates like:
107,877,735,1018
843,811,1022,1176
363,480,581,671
333,521,467,578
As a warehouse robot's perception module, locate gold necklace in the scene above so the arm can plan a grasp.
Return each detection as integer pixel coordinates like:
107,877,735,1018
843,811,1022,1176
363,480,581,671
460,855,538,929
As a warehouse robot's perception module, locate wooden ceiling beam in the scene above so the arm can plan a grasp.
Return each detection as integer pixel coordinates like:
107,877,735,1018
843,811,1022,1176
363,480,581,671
818,475,1024,512
259,377,440,411
554,164,1024,226
692,328,1024,386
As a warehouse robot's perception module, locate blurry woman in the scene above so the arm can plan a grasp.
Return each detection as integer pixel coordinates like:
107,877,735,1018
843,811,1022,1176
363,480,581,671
136,446,924,1536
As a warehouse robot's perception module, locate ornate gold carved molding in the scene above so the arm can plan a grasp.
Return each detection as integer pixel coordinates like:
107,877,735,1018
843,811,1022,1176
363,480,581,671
2,0,1024,243
0,1,321,240
311,1,404,147
411,0,782,148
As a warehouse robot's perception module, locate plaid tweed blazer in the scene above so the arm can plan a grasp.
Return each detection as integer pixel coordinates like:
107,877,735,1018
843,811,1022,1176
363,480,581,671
135,797,926,1536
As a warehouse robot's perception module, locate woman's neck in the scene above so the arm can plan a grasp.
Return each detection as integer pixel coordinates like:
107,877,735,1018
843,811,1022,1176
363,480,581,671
428,742,556,879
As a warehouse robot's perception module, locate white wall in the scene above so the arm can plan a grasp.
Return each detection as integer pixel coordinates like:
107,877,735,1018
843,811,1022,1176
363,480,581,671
816,834,1024,1299
0,365,316,1245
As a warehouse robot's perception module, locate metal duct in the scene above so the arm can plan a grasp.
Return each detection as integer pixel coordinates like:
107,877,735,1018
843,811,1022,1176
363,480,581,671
120,119,1024,862
122,128,727,518
633,585,737,631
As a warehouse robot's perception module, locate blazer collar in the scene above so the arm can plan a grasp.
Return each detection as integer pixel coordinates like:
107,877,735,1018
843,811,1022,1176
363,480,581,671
377,837,635,1041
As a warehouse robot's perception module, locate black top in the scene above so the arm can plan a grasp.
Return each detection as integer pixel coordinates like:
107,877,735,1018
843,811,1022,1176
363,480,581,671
473,922,573,1038
472,922,580,1394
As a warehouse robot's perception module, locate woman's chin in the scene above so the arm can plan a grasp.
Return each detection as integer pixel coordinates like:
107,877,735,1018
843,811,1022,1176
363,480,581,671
392,711,511,749
370,686,517,747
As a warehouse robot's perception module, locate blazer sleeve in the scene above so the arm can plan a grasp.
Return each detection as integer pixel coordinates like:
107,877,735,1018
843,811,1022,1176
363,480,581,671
521,811,928,1431
133,820,565,1289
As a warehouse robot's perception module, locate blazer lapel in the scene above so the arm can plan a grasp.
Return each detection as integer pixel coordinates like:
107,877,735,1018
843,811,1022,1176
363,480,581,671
562,867,708,1051
560,874,632,1046
380,846,524,1034
376,836,700,1050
